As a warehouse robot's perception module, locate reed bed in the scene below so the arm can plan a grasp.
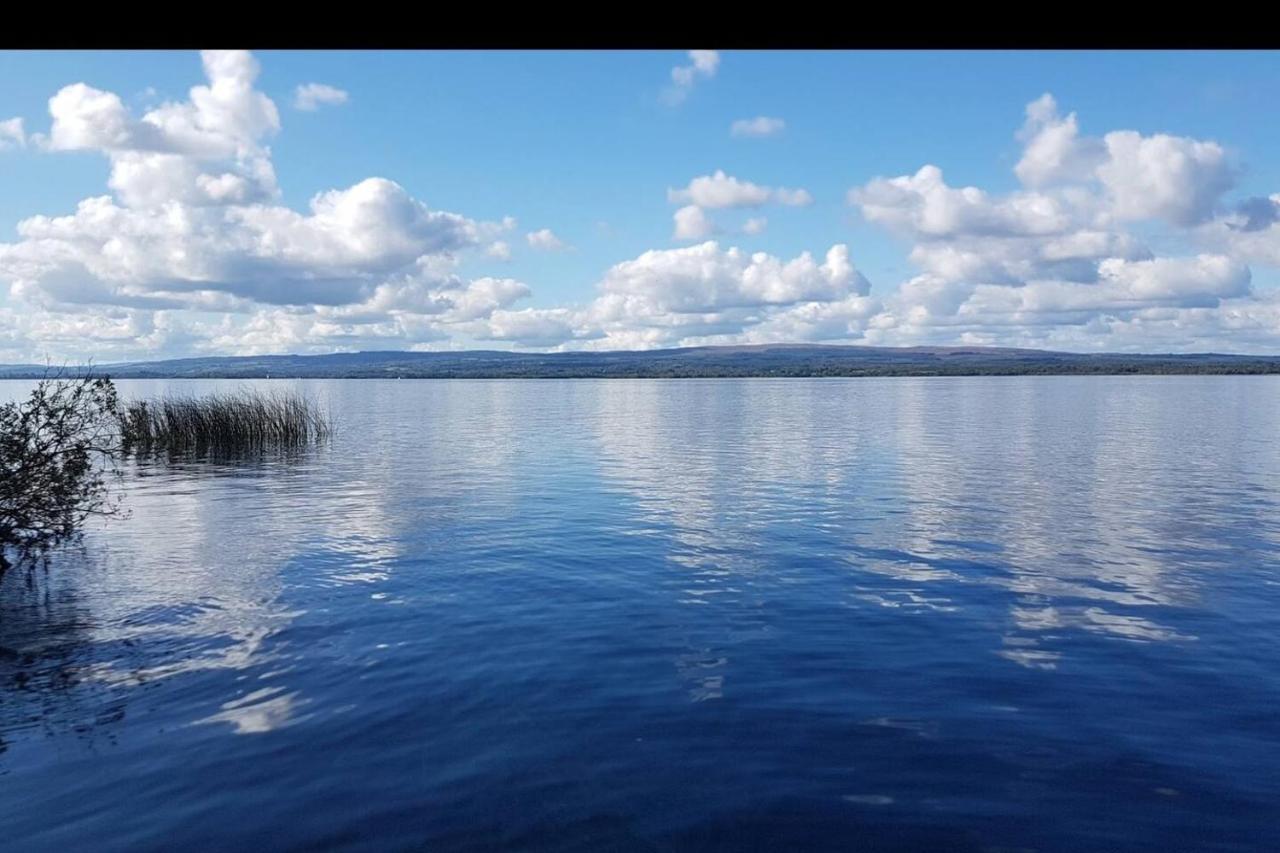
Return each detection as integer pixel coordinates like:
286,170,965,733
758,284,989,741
119,390,331,453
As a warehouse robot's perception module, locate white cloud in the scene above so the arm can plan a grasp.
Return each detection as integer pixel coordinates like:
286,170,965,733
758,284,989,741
1098,131,1233,226
948,255,1251,324
669,170,809,209
0,117,25,149
598,242,862,311
481,307,588,348
669,172,767,207
1013,93,1234,226
852,165,1076,240
834,93,1279,351
730,116,785,138
849,161,1160,290
40,51,281,209
1,178,485,309
585,242,869,348
294,83,349,111
5,63,1280,360
473,241,873,350
0,51,528,361
666,50,719,104
47,84,144,151
1014,94,1106,187
526,228,567,251
667,171,812,242
673,205,715,240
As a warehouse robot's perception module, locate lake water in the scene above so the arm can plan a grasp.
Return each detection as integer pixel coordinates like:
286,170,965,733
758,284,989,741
2,377,1279,852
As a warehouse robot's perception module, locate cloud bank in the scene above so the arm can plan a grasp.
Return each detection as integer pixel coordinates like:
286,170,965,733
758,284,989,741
0,51,524,359
2,56,1280,361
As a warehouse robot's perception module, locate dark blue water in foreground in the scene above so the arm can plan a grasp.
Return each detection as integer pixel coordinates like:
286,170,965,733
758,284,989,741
3,377,1279,852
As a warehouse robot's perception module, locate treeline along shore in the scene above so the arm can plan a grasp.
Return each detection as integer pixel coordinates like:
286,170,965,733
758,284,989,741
4,345,1280,380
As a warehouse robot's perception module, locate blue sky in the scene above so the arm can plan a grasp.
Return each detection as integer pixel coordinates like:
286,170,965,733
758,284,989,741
2,50,1279,360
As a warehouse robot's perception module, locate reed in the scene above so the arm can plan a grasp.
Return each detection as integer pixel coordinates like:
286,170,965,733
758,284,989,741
119,390,331,452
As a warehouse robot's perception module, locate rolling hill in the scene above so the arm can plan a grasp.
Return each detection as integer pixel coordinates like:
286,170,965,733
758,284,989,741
5,344,1280,379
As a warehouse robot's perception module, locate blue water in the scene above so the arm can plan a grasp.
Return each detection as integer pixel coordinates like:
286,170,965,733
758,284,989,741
2,377,1279,852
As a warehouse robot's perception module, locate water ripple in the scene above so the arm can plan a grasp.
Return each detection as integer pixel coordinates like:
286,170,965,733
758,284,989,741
2,377,1279,851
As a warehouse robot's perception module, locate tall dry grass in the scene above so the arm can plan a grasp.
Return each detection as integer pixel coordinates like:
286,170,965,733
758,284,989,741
119,390,331,452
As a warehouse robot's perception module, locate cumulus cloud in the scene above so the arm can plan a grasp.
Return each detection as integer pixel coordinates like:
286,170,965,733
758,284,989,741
481,307,589,348
40,51,282,209
846,163,1145,288
948,255,1251,324
599,242,861,311
1,177,485,308
852,165,1076,240
1098,131,1233,226
526,228,567,251
836,93,1280,351
848,98,1244,300
6,61,1280,360
0,117,25,149
1014,92,1234,226
587,242,871,349
668,171,811,242
730,116,784,138
473,241,873,350
666,50,719,104
294,83,349,111
0,51,529,361
673,204,716,240
669,170,810,209
1015,94,1106,187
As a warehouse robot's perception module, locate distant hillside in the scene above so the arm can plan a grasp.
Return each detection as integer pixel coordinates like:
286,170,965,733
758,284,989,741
4,345,1280,379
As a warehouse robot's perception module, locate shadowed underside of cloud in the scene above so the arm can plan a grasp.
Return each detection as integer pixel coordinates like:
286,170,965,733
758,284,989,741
1,57,1280,360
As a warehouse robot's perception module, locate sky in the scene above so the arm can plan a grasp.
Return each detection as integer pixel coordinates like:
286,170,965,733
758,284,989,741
1,49,1280,362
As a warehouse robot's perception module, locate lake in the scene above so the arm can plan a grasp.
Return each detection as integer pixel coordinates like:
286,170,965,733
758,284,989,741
2,377,1279,851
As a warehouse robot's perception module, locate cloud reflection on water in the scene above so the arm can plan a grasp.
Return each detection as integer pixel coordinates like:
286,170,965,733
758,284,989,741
580,377,1280,671
4,376,1280,747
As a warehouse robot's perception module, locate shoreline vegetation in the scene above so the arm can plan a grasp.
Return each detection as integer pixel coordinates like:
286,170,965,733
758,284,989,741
0,375,123,572
120,391,332,453
1,375,330,572
3,345,1280,380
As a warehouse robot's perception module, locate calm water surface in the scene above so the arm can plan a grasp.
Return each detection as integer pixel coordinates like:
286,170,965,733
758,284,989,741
2,377,1279,851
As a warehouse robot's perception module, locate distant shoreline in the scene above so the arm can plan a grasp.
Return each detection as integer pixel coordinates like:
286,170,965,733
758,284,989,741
5,344,1280,380
4,369,1280,379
